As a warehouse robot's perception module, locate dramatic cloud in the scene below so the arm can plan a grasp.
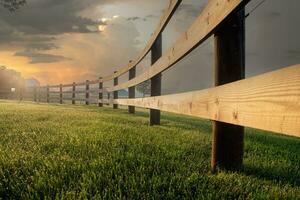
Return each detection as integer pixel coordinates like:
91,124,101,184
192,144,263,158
0,0,299,92
14,51,71,64
0,0,109,64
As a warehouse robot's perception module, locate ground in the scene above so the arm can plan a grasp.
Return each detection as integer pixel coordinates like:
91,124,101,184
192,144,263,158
0,101,299,199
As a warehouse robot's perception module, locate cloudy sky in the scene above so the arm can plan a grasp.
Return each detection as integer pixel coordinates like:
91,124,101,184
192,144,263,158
0,0,299,93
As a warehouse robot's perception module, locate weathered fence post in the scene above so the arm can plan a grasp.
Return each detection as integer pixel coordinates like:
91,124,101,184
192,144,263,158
33,86,37,102
46,85,50,103
150,33,162,125
99,77,103,107
108,92,110,105
19,86,23,102
211,8,245,172
59,84,63,104
38,86,41,103
128,66,136,114
86,80,90,105
113,71,118,109
72,82,76,105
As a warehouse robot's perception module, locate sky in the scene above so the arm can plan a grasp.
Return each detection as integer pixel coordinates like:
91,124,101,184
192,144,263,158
0,0,299,94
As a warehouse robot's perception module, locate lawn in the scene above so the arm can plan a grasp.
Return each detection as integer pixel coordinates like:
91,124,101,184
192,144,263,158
0,101,299,199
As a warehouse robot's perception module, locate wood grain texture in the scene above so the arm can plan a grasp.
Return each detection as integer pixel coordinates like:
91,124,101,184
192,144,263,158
109,64,300,138
212,8,246,171
108,0,245,92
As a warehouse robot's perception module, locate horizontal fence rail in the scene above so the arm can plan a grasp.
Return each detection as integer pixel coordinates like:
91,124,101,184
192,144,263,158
108,65,300,138
108,0,248,92
14,0,299,172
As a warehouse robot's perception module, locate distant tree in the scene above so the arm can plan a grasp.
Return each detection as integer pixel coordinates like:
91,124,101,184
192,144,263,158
0,0,26,12
136,80,151,97
0,66,24,99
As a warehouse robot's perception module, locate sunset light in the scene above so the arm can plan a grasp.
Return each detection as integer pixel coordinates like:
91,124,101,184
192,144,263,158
0,0,299,199
101,17,110,23
98,25,106,32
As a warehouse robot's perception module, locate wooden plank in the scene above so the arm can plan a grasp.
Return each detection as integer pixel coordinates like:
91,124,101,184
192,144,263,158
41,0,181,89
101,0,181,82
61,83,74,87
49,85,60,88
108,0,247,92
112,64,300,138
75,82,87,87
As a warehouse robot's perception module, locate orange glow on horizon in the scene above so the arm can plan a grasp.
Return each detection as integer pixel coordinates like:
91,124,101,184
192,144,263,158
0,51,92,86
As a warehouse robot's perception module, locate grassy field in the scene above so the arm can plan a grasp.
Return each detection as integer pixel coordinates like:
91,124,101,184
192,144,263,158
0,101,299,199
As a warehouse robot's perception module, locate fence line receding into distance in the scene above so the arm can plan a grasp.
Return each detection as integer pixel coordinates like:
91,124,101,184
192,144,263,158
14,0,300,172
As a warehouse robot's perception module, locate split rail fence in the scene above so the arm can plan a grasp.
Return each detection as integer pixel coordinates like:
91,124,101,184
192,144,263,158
19,0,300,171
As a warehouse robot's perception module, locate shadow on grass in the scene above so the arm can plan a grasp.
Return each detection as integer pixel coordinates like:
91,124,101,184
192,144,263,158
242,129,300,187
161,114,211,134
118,108,212,134
241,164,300,187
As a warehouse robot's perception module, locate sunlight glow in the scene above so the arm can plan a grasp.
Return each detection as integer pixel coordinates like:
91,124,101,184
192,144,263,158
101,18,110,23
98,25,106,32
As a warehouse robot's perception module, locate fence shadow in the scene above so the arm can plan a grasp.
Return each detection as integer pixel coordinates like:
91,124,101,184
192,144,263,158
119,108,212,134
241,164,300,187
242,130,300,187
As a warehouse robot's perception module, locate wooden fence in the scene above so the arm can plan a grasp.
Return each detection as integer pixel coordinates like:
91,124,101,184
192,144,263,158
21,0,300,172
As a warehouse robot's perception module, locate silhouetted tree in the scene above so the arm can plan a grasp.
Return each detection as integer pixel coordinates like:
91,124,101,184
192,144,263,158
0,66,23,89
0,0,26,12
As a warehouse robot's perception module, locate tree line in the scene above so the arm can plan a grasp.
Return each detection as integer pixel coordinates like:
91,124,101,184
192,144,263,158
0,0,26,12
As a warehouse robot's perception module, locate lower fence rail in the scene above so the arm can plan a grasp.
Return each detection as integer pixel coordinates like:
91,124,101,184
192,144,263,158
105,64,300,138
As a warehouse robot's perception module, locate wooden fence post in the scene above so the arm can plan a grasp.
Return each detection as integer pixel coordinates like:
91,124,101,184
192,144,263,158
19,86,23,102
211,8,245,172
72,82,76,105
46,85,50,103
99,77,103,107
113,72,118,109
38,86,41,103
128,66,136,114
150,33,162,125
33,86,37,102
86,80,90,105
59,84,63,104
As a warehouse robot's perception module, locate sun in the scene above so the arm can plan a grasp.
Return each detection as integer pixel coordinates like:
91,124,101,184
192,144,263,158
98,25,106,32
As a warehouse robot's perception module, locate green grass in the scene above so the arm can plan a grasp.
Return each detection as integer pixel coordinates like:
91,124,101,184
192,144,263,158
0,100,299,199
